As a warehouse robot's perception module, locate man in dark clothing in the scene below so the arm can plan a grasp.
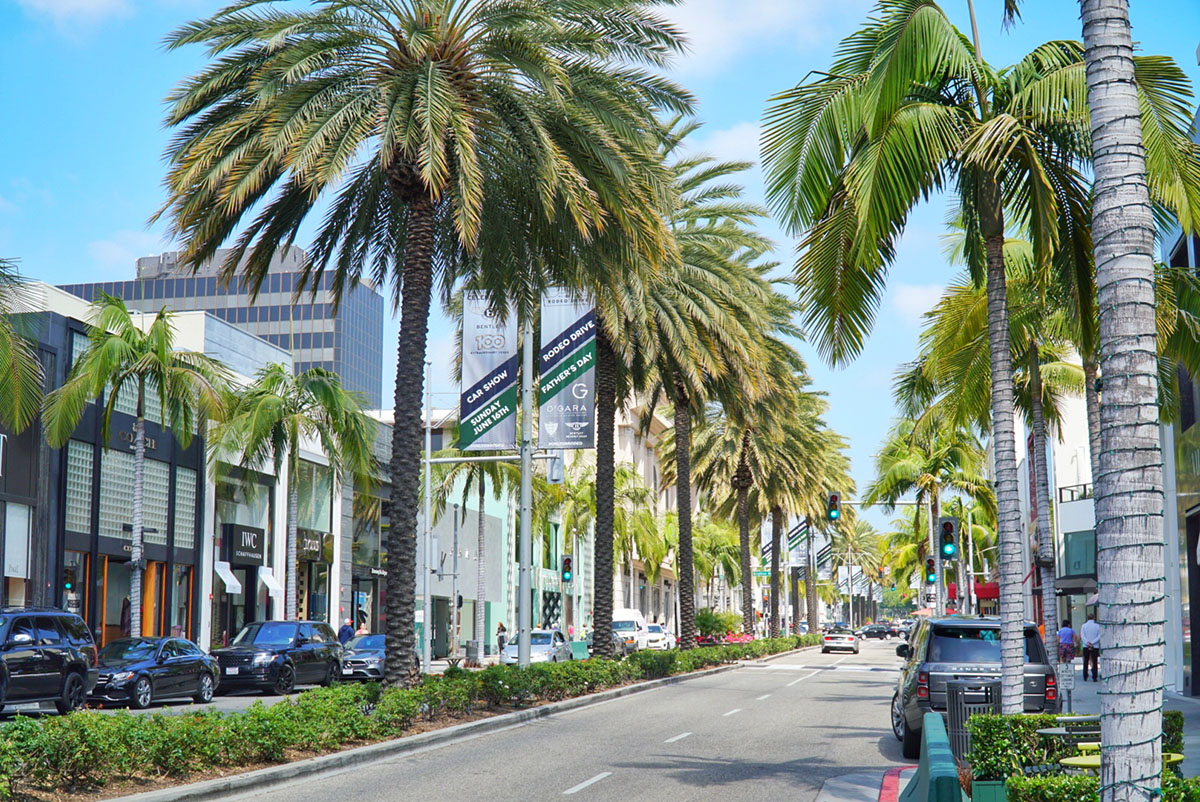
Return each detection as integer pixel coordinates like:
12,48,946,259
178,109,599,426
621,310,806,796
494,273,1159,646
338,618,355,645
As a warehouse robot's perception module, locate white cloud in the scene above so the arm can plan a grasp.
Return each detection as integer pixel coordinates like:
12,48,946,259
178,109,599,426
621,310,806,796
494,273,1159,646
664,0,872,75
891,283,945,327
17,0,129,25
87,229,164,276
694,121,761,166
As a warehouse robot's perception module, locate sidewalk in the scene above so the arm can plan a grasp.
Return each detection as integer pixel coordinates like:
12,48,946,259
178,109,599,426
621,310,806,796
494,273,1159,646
816,767,916,802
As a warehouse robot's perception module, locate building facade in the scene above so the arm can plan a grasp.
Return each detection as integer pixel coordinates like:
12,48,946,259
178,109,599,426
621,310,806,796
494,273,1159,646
59,245,385,407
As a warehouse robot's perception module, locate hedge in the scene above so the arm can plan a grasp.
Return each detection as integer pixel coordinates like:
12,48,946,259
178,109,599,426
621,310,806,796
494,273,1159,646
1008,774,1200,802
0,634,818,797
968,712,1189,782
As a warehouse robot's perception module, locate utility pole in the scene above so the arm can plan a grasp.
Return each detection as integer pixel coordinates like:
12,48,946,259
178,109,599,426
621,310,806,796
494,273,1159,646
517,317,533,668
450,504,460,658
421,361,433,672
966,509,974,615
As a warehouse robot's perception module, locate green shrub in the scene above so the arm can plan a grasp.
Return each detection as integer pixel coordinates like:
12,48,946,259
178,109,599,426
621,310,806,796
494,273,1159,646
627,649,676,678
1007,774,1200,802
373,688,421,732
695,608,741,637
1165,710,1185,754
966,714,1066,780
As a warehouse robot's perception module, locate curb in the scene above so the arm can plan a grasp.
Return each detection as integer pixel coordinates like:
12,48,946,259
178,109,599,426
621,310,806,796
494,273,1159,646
109,647,817,802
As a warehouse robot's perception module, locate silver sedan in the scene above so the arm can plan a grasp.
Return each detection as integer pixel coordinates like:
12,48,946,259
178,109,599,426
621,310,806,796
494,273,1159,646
499,629,572,664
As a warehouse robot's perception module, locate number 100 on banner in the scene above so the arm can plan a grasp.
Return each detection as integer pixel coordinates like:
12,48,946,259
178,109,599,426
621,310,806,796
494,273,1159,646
539,289,596,449
458,292,518,451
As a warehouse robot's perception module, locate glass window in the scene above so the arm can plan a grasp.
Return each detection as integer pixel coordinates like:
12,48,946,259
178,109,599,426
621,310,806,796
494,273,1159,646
143,459,170,546
8,619,33,643
296,461,332,533
100,639,157,661
927,626,1044,664
4,502,31,581
352,490,381,567
233,622,297,646
65,441,93,534
174,467,198,551
35,617,64,645
178,640,202,656
159,640,182,658
99,448,134,540
60,615,93,647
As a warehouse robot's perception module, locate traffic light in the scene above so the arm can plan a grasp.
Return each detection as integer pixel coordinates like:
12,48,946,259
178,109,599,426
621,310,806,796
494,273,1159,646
924,558,937,585
561,555,573,583
938,517,959,561
826,492,841,521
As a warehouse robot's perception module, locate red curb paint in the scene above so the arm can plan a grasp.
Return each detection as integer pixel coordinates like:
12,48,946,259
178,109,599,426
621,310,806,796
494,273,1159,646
879,766,916,802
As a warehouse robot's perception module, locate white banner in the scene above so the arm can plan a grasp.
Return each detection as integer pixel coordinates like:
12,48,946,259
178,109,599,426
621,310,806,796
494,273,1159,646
459,292,518,450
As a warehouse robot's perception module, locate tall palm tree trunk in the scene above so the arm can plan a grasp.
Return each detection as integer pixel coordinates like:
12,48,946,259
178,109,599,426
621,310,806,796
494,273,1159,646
1029,347,1058,632
734,435,754,635
1084,358,1103,483
384,193,435,688
769,505,783,638
1081,2,1165,795
475,480,486,664
981,184,1026,715
592,328,617,658
287,478,299,620
130,401,146,637
806,518,819,634
672,384,696,650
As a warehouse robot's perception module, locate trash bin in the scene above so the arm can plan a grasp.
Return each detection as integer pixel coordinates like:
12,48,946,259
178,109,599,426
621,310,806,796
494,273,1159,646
466,639,482,663
945,678,1001,760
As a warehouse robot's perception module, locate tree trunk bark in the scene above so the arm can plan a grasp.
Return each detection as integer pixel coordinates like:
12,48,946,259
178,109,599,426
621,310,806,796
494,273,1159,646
980,184,1026,715
769,505,783,638
475,479,486,664
1084,358,1103,484
1030,347,1059,634
130,405,145,638
734,434,754,635
1081,2,1165,797
287,476,299,620
806,518,819,634
383,193,435,688
672,385,697,650
592,327,617,657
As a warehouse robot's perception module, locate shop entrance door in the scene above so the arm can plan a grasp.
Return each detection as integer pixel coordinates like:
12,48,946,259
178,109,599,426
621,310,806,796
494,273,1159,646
100,556,132,646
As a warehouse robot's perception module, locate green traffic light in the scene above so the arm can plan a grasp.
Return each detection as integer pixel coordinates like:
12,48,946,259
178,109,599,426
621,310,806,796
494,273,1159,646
941,542,956,557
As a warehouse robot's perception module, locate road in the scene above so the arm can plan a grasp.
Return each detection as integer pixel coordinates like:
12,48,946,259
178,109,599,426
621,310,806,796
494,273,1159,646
233,639,908,802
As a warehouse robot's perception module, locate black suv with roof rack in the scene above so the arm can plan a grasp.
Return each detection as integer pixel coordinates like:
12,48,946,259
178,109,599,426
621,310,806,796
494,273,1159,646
891,616,1060,758
0,608,98,714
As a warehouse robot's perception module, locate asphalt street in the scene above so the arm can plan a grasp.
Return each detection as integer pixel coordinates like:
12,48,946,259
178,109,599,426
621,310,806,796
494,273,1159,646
232,639,909,802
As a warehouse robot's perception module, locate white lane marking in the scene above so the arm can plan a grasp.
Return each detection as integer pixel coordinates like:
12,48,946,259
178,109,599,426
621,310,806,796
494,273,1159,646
723,708,742,717
787,670,821,686
756,694,772,700
563,772,612,795
664,732,692,744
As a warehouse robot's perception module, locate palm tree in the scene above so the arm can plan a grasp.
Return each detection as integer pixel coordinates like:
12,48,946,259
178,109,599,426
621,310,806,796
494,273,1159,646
763,0,1200,713
215,364,376,623
0,259,42,434
611,465,661,611
159,0,690,686
44,294,229,636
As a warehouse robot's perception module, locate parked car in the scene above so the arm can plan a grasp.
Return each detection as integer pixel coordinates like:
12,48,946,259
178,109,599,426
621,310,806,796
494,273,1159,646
612,608,650,651
500,629,572,664
341,634,385,681
891,616,1060,759
212,621,342,695
0,609,98,714
586,630,629,658
645,624,676,650
91,637,218,708
859,624,891,640
822,627,859,654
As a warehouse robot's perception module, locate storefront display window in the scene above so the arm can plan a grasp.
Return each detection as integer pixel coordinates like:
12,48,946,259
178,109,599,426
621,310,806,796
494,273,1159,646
2,502,30,607
296,461,332,532
352,489,381,567
174,466,197,551
65,440,93,534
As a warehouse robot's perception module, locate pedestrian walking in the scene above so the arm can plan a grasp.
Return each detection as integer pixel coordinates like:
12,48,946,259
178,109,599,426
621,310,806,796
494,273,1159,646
1056,618,1078,664
496,622,507,653
1080,612,1101,681
355,622,369,636
338,618,355,645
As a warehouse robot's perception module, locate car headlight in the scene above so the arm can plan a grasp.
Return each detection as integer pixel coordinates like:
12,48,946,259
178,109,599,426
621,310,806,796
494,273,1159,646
110,671,135,683
252,653,276,665
365,657,383,666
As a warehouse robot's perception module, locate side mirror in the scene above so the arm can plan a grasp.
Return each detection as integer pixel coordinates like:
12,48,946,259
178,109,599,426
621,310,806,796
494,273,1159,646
895,643,909,658
294,637,309,647
6,632,32,647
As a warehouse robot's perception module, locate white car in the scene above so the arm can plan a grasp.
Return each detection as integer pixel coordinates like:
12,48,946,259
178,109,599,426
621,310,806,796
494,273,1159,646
645,624,676,650
499,629,572,664
611,608,650,651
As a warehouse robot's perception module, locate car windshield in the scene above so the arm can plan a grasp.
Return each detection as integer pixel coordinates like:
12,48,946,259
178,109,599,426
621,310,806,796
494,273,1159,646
100,639,158,661
346,635,384,651
233,622,297,647
830,628,853,635
928,626,1044,664
648,625,663,633
529,633,552,645
612,621,637,631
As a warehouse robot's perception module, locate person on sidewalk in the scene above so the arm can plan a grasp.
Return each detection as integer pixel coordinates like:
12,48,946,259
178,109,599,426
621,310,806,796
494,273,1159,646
496,622,507,653
338,618,355,645
1080,612,1101,682
1056,618,1078,664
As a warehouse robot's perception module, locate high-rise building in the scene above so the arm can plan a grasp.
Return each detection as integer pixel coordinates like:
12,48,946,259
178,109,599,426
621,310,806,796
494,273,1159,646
59,245,384,407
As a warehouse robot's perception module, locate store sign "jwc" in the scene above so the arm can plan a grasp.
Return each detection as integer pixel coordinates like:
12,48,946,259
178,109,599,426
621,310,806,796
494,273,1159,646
223,524,265,566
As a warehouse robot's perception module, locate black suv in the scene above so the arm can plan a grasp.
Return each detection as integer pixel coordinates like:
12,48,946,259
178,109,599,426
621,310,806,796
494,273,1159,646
212,621,342,695
0,608,98,714
891,616,1059,758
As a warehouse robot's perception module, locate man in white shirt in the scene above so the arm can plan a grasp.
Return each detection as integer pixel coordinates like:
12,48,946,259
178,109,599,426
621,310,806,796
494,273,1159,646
1080,612,1101,682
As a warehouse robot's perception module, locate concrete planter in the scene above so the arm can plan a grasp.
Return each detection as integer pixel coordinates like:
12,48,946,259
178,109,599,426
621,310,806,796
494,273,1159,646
970,780,1007,802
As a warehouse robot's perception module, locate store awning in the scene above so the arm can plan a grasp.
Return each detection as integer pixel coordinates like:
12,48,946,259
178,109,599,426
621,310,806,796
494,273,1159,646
974,582,1000,600
1056,576,1097,595
214,561,241,595
259,567,284,606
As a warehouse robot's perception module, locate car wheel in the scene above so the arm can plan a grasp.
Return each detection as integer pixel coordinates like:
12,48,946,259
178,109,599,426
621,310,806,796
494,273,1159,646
320,660,340,687
821,647,829,654
272,664,296,695
891,693,906,741
55,673,86,715
901,710,922,759
130,676,153,710
194,673,215,704
854,647,860,655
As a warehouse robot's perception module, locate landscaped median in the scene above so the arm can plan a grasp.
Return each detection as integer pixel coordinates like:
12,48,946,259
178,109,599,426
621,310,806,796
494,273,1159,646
0,634,822,801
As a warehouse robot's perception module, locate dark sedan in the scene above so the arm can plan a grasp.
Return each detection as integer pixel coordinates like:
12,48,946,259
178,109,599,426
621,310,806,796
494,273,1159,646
342,634,384,681
91,637,218,709
859,624,891,640
586,631,629,658
212,621,342,695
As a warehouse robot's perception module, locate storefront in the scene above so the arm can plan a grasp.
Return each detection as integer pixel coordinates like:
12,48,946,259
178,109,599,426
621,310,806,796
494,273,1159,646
0,422,38,609
349,484,385,633
295,460,333,624
211,473,279,647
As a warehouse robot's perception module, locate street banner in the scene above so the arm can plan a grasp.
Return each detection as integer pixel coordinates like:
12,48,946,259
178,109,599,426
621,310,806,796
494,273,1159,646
539,289,596,449
459,292,518,450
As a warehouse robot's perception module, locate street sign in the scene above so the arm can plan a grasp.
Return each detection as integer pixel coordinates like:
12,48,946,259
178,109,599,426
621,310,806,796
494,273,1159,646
1057,663,1075,691
752,570,770,577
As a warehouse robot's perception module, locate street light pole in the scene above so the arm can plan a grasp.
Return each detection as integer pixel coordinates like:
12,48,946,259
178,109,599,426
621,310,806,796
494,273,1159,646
517,317,534,668
422,360,433,673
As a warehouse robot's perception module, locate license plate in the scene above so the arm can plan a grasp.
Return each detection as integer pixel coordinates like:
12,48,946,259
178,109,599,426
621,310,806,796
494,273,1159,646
225,666,239,675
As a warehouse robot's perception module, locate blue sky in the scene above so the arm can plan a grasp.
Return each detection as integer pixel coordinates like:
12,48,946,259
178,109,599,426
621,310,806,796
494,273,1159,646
2,0,1198,532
